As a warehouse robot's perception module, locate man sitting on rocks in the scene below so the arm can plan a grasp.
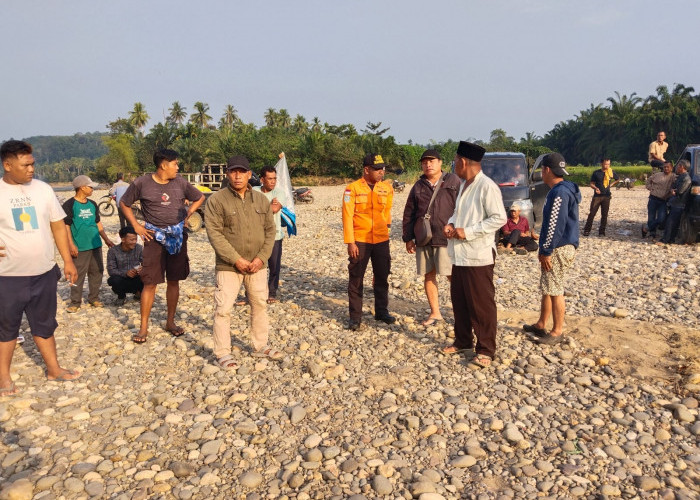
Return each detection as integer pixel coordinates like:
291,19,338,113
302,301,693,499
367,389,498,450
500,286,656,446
106,226,144,305
499,202,538,254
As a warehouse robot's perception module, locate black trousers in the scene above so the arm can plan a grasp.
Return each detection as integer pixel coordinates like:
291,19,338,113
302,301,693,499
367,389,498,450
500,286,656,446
107,275,144,298
117,207,128,229
450,264,497,358
500,229,538,251
267,239,283,298
348,240,390,321
584,196,610,235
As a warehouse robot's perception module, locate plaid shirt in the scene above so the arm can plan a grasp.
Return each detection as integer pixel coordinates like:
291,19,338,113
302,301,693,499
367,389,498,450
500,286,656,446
107,243,143,278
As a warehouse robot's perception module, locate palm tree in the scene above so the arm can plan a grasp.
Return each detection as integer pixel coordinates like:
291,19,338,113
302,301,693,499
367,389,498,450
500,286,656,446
264,108,277,127
168,101,187,125
190,102,212,128
293,114,308,134
278,109,291,129
129,102,149,134
219,104,239,130
311,117,322,133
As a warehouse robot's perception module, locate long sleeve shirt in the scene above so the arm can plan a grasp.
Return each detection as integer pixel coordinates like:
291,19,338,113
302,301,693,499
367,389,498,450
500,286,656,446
447,172,506,266
106,243,143,278
646,172,676,200
204,185,275,273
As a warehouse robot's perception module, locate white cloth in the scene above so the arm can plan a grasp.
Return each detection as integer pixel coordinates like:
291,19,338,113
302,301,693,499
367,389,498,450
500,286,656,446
253,185,288,241
0,178,66,276
448,171,506,267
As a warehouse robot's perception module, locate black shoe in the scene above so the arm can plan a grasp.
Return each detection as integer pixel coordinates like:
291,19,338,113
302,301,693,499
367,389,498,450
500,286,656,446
583,231,590,237
375,313,396,324
641,225,647,238
347,319,361,331
538,333,565,345
599,232,605,237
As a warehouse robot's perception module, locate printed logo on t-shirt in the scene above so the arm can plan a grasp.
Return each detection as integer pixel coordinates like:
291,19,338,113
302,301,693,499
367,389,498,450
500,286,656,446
78,207,93,220
11,207,39,230
161,192,171,206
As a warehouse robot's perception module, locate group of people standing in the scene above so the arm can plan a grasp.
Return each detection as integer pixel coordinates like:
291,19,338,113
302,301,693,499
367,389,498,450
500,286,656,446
343,142,581,370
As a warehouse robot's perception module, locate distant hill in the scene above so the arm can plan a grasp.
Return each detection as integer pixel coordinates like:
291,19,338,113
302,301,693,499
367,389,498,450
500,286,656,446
7,132,109,164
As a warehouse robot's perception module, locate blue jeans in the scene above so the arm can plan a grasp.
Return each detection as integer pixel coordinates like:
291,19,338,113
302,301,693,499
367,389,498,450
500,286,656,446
647,196,667,235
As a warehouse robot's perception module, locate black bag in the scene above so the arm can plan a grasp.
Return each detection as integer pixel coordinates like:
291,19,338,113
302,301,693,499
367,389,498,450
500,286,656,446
414,174,444,247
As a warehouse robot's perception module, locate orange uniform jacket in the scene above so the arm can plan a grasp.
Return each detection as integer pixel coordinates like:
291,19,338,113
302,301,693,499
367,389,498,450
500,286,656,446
342,178,394,244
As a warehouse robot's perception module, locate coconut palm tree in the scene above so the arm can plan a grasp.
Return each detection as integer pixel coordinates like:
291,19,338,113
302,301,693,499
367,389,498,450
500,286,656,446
264,108,277,128
278,109,291,129
168,101,187,125
292,114,308,134
129,102,149,134
311,117,322,133
219,104,239,130
190,102,212,128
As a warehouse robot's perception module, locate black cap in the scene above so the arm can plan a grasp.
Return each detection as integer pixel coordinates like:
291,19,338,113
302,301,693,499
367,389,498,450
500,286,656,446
226,155,250,171
456,141,486,162
541,152,569,176
363,153,387,169
420,149,441,161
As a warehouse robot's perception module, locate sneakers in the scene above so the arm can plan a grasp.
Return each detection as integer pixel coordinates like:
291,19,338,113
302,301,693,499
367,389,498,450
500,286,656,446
538,333,565,345
89,300,104,308
66,305,80,313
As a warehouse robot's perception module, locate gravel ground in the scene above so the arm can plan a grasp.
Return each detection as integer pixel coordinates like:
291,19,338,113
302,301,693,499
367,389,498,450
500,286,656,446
0,185,698,500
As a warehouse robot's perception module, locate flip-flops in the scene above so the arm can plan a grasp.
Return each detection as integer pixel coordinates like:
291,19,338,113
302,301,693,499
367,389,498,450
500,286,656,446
0,382,19,397
522,324,547,337
132,333,148,344
468,354,493,370
252,346,284,361
441,345,470,355
165,326,185,337
47,369,81,382
422,317,443,327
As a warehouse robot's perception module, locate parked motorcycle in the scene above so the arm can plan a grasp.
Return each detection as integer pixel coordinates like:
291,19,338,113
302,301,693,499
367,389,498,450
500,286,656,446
616,178,634,190
97,194,143,219
392,179,406,193
293,187,314,203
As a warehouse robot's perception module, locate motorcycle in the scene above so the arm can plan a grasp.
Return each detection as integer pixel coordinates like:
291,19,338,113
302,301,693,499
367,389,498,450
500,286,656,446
97,194,143,220
616,178,634,190
392,179,406,193
293,187,314,203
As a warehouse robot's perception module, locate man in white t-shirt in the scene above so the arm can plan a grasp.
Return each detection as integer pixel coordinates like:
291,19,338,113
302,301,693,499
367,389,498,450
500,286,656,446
0,140,81,397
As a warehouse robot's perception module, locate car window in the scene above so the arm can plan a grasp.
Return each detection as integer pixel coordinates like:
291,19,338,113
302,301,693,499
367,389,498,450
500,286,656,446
481,158,527,186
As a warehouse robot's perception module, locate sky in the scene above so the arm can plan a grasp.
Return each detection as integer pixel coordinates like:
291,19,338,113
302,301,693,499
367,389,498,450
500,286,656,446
2,0,698,145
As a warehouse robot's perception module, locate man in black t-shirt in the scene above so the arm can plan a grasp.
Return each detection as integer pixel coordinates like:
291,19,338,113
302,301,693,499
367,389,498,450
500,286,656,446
583,158,619,237
120,149,204,343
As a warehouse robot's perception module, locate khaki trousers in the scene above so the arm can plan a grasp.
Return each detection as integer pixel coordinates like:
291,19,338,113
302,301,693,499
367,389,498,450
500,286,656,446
213,270,269,358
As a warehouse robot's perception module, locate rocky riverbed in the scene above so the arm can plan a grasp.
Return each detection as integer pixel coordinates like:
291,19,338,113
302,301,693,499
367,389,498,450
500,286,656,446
1,185,698,499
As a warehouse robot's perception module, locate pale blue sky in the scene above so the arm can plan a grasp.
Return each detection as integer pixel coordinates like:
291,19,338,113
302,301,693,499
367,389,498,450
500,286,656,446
2,0,698,145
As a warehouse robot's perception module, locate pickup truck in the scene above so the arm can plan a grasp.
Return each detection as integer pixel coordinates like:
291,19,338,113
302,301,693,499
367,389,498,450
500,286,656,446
676,145,700,244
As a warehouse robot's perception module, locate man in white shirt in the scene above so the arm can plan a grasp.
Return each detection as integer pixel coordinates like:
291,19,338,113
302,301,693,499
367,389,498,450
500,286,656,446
0,140,81,396
443,141,506,369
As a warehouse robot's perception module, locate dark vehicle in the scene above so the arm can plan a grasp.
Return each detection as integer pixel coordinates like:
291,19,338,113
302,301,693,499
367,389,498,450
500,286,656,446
293,187,314,203
392,179,406,193
676,145,700,243
480,152,550,230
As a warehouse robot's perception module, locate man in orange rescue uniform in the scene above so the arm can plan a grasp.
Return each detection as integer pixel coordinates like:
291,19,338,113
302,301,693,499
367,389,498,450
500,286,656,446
342,154,395,331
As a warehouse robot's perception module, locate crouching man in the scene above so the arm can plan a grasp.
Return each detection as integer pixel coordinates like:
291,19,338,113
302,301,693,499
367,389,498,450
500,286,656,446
106,226,144,305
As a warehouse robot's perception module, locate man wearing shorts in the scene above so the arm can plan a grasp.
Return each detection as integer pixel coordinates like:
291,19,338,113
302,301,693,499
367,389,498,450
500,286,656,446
120,149,204,343
523,153,581,345
402,149,460,326
0,140,81,396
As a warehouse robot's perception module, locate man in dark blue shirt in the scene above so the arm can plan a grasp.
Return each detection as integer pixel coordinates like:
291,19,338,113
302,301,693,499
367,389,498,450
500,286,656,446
583,159,619,237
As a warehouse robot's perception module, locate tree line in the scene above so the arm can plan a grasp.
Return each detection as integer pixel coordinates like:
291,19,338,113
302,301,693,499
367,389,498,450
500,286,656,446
4,83,697,183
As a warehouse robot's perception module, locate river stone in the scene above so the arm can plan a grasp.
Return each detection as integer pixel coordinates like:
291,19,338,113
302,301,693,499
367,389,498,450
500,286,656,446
371,475,393,495
240,471,263,488
449,455,476,468
0,479,33,500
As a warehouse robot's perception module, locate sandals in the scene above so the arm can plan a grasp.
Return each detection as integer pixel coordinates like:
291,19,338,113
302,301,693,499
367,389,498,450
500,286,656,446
47,369,81,382
132,333,148,344
165,325,185,337
235,299,248,306
468,354,493,370
217,355,238,371
522,324,547,337
422,317,443,327
266,298,278,304
441,345,470,355
252,346,284,361
0,382,19,397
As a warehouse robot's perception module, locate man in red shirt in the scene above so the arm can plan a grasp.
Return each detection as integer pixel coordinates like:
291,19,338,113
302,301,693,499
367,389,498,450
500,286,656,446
499,203,538,254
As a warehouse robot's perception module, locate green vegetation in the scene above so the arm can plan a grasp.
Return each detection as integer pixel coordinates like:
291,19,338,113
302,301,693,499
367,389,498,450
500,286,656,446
565,166,652,187
4,83,698,184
